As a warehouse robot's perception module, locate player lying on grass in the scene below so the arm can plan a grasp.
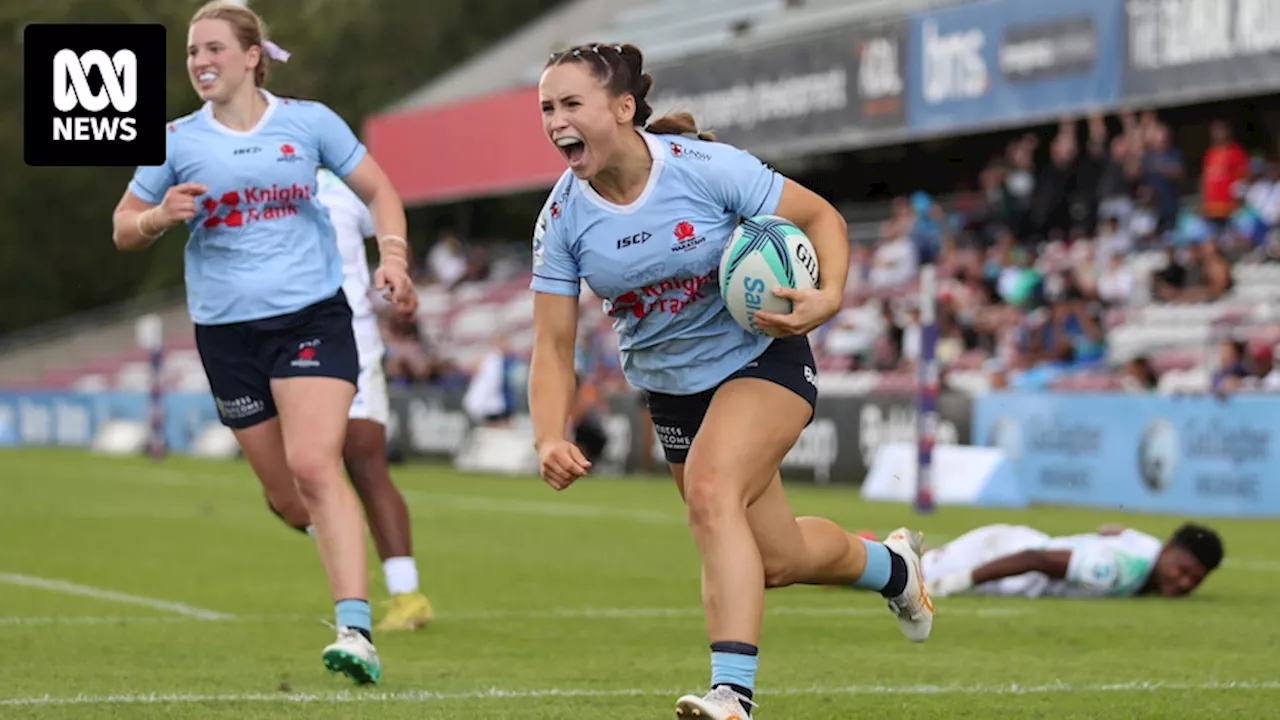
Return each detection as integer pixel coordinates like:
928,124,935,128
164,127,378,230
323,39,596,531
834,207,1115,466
877,522,1222,599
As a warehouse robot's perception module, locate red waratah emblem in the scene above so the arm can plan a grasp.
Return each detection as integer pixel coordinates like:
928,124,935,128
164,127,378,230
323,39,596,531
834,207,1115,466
671,143,683,157
674,221,696,242
550,202,561,219
280,144,295,156
298,346,316,361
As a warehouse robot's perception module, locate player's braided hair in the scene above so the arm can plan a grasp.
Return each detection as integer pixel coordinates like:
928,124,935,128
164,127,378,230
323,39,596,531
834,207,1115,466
545,42,715,141
1170,522,1224,571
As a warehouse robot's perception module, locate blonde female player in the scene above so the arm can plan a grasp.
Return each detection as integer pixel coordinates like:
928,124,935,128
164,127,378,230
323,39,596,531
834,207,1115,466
110,1,415,685
528,42,935,718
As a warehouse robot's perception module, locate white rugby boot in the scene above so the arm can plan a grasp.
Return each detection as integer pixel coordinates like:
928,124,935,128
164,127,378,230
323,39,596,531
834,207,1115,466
322,626,382,685
882,527,935,642
675,685,755,719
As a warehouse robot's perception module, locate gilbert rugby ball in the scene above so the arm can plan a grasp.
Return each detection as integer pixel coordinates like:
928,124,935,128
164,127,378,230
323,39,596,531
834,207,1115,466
718,214,820,337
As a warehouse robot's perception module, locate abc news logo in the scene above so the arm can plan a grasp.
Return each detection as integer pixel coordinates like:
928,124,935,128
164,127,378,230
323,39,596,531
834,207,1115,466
25,23,166,167
53,49,139,142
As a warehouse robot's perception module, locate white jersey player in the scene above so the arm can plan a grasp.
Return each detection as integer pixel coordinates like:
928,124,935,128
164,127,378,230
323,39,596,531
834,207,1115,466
261,169,434,632
317,167,387,421
920,522,1223,600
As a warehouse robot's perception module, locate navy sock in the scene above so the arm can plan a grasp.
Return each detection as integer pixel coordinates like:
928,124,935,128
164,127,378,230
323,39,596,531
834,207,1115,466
335,598,372,643
710,641,757,715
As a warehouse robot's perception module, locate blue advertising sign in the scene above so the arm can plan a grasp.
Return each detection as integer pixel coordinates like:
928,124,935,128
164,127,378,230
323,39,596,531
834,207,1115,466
974,393,1280,518
907,0,1124,134
0,390,219,454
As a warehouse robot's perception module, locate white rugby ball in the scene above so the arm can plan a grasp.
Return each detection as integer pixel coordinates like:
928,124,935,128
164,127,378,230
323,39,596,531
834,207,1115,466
718,214,820,337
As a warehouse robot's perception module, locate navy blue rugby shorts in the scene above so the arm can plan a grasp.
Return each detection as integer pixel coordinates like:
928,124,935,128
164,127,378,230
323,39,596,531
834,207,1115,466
195,289,359,429
644,335,818,464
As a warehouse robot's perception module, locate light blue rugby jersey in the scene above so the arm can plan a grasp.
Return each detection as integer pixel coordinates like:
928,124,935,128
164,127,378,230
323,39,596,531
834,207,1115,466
531,131,785,395
128,90,367,326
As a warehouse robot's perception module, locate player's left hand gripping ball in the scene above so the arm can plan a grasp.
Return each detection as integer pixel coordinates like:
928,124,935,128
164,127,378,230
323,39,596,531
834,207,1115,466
375,261,418,316
753,287,841,338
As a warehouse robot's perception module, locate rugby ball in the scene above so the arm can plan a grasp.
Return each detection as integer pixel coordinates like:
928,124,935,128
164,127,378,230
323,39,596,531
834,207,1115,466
719,215,820,336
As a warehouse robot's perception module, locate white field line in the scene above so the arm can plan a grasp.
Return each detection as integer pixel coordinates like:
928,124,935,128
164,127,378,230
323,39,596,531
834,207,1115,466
1223,558,1280,572
1,680,1277,706
402,490,685,525
0,573,234,621
0,605,1028,628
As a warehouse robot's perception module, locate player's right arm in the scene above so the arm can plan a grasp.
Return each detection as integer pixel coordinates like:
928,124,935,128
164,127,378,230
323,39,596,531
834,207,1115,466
527,189,590,490
929,550,1072,597
112,153,206,251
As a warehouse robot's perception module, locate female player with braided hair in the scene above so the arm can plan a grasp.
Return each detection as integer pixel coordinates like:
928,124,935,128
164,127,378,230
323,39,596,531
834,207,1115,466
528,42,935,718
111,1,413,684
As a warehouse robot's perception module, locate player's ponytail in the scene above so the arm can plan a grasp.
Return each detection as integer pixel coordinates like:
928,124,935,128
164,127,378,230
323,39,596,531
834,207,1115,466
545,42,716,141
646,111,716,142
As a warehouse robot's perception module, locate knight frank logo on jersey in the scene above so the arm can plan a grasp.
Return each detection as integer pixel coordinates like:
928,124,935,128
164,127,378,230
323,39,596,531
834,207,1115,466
24,23,166,167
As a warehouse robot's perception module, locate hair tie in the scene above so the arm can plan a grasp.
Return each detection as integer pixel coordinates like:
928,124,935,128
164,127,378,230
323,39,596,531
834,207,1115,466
591,45,601,54
263,40,290,62
572,48,582,57
615,44,623,53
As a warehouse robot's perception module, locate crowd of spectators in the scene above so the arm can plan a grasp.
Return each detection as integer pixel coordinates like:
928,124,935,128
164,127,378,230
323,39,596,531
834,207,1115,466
381,108,1280,399
830,109,1280,394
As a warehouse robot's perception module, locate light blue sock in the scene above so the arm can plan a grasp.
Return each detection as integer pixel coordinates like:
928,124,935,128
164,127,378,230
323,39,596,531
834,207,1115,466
710,641,758,700
335,598,372,634
853,538,891,591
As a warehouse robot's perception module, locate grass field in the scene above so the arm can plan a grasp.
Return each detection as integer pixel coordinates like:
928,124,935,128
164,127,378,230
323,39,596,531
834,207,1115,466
0,447,1276,719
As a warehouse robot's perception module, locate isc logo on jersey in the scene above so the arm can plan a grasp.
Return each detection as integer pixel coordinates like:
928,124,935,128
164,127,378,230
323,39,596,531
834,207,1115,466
718,215,819,337
52,49,138,142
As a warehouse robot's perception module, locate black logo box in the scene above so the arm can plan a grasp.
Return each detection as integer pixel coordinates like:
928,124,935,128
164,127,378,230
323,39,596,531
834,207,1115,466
24,23,167,167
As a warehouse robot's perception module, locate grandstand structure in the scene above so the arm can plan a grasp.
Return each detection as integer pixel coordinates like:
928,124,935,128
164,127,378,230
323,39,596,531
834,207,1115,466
3,0,1279,402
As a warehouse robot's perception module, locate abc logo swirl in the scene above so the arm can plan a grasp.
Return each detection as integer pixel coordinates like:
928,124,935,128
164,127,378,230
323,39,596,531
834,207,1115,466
1137,418,1179,493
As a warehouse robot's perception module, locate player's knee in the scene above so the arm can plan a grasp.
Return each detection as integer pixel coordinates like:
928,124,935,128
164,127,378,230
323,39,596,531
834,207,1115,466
286,452,340,500
682,464,741,531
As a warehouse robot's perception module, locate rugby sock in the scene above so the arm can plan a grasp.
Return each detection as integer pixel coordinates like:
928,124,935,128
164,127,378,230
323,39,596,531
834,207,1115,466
710,641,757,714
383,557,419,595
335,598,373,642
853,538,909,598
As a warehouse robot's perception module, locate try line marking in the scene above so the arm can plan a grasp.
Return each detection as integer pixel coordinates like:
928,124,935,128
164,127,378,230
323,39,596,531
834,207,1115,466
1,680,1277,706
0,605,1028,627
0,574,233,621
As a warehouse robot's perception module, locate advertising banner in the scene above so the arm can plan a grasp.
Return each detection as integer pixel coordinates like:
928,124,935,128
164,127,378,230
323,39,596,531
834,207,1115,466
1122,0,1280,104
907,0,1123,134
974,392,1280,517
615,390,972,485
647,20,909,157
0,390,218,453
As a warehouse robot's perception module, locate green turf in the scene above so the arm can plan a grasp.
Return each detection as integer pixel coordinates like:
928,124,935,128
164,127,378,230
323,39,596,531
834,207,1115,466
0,447,1275,718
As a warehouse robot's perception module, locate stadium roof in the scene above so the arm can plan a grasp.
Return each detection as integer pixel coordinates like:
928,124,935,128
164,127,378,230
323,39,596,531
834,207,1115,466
365,0,965,206
384,0,636,113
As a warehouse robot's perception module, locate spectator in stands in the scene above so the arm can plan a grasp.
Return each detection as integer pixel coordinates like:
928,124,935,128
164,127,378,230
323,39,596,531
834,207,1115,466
1122,355,1160,391
1094,215,1134,272
1096,133,1139,225
1160,239,1231,304
1211,338,1249,394
1239,158,1280,246
1127,184,1162,244
1096,251,1135,308
1139,123,1186,232
1031,125,1078,240
867,229,917,288
462,333,518,427
426,226,468,291
381,312,435,386
1200,120,1250,229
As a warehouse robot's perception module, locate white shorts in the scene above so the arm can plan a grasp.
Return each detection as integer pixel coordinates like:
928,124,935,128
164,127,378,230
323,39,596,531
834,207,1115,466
349,316,389,426
921,524,1052,598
